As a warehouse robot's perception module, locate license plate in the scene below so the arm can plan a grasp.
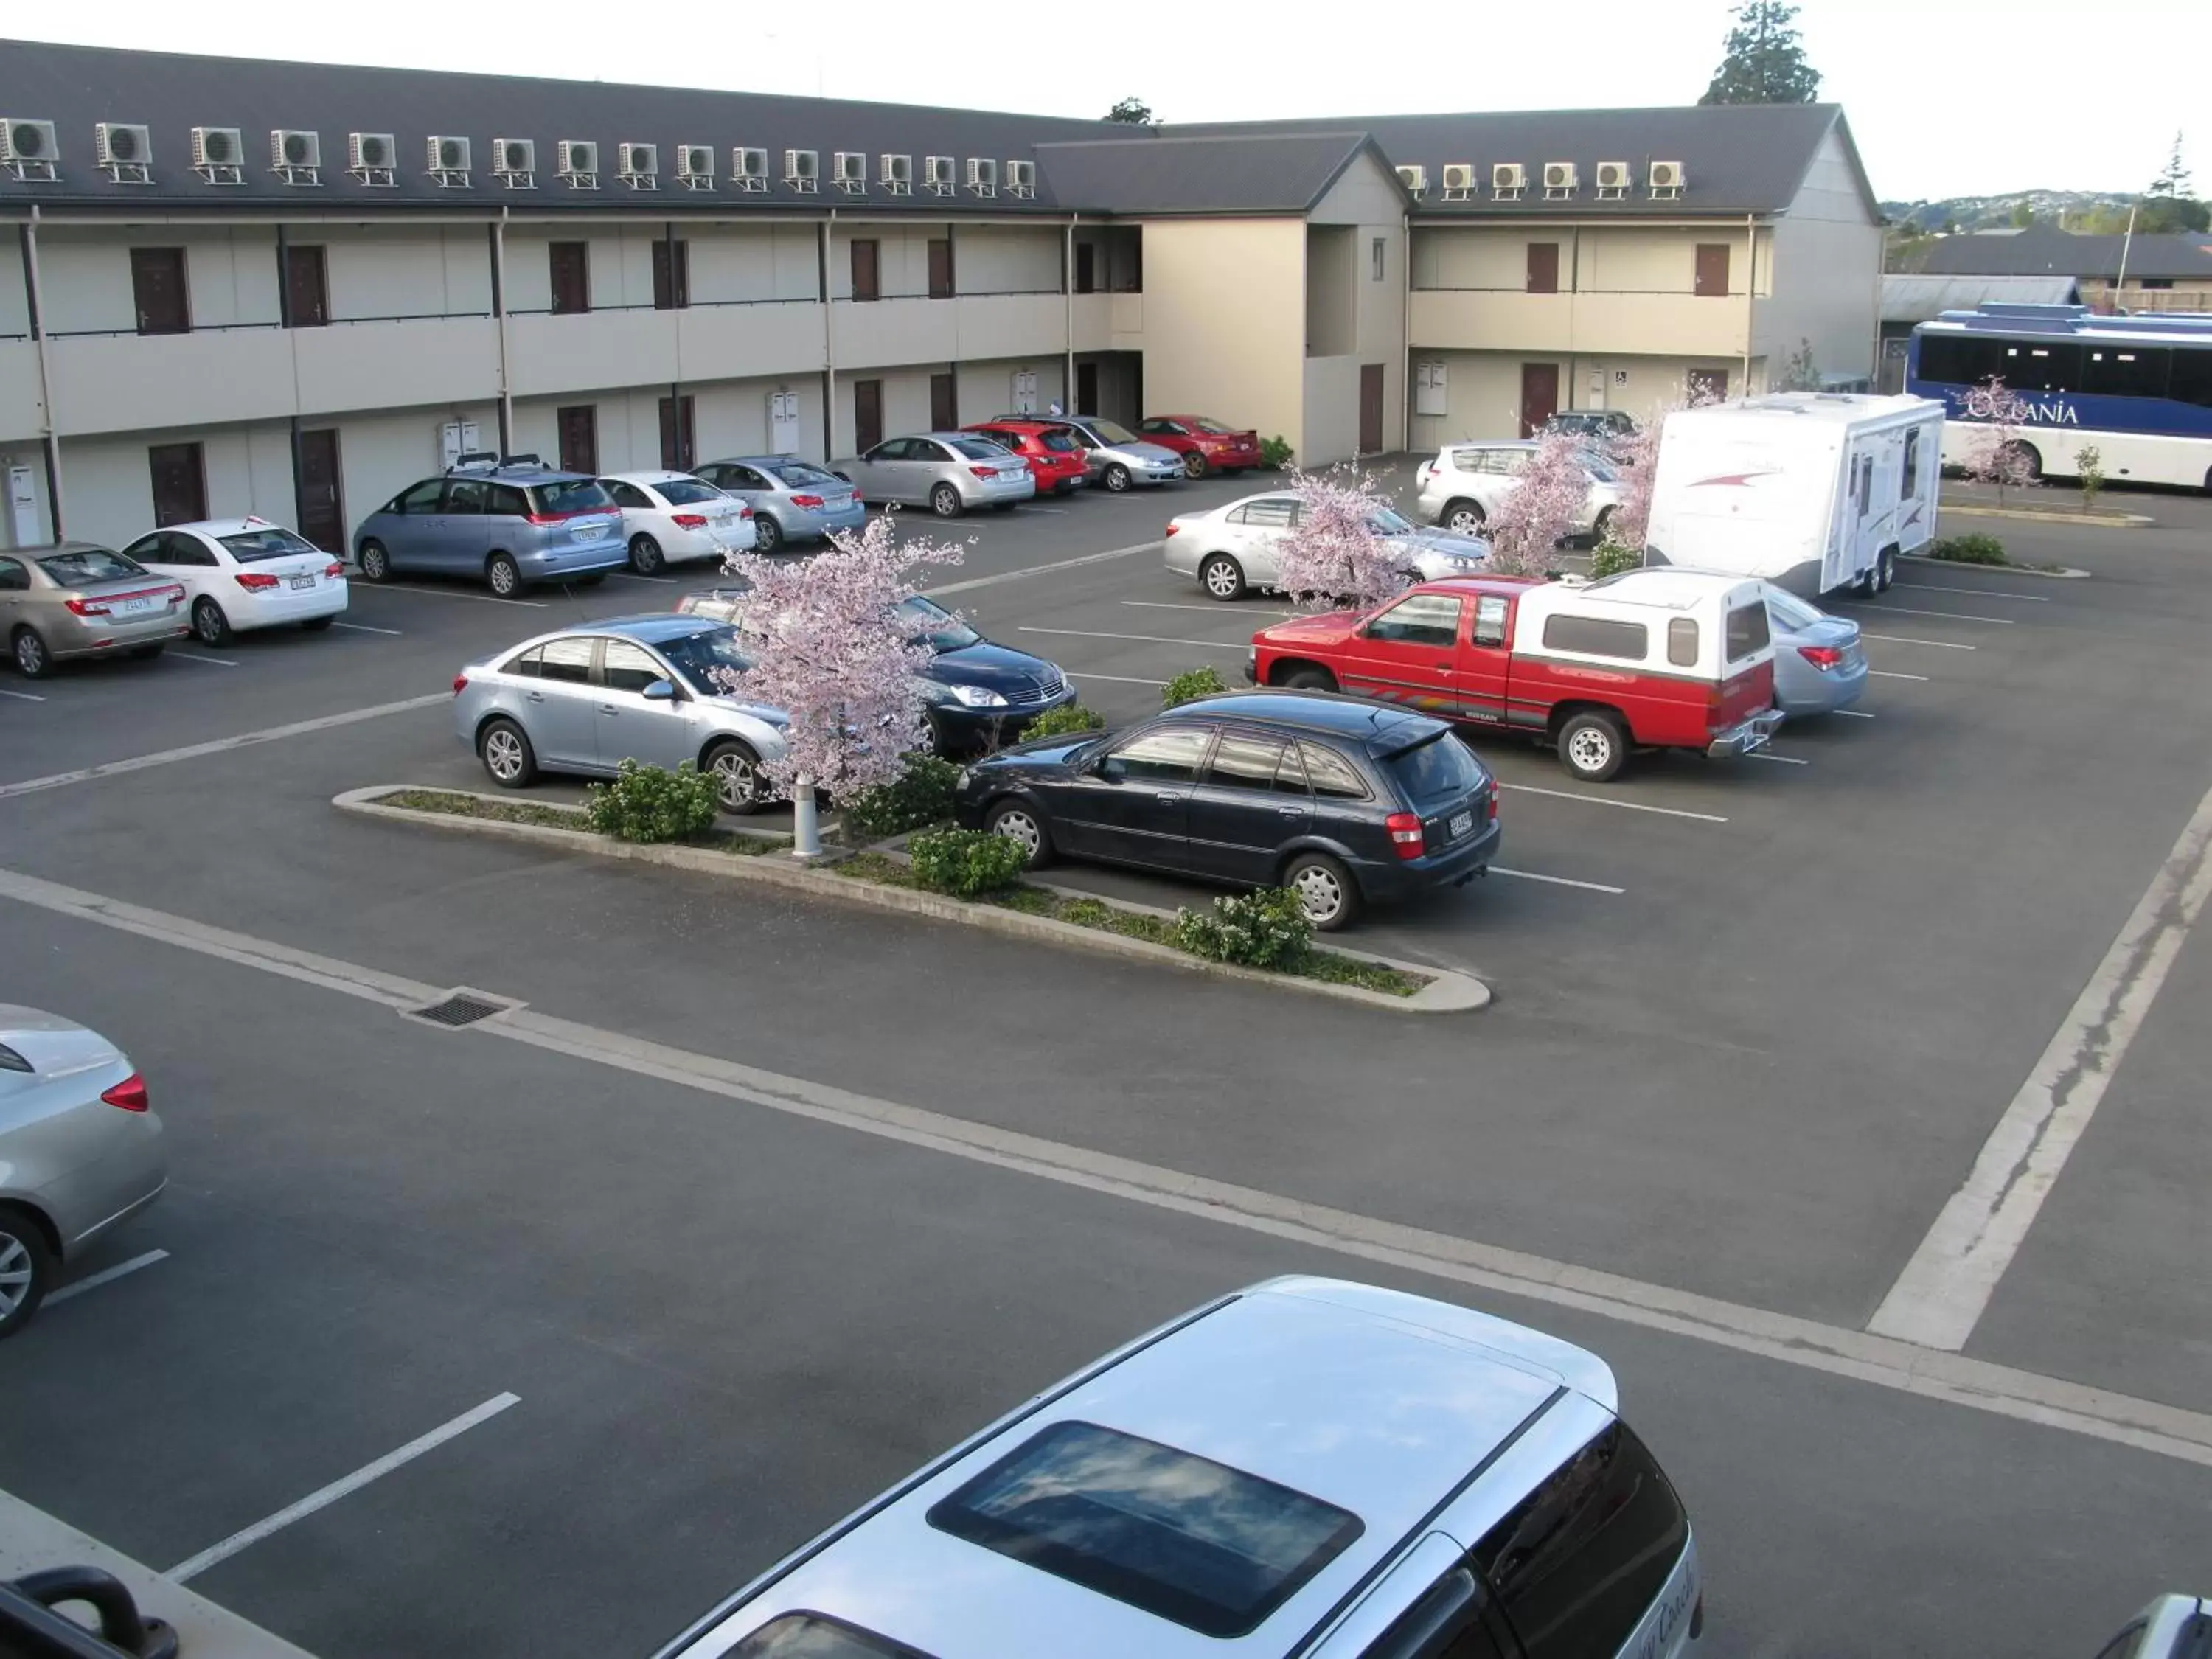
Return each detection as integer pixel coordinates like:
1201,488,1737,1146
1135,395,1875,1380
289,574,316,590
1448,811,1474,839
115,596,155,616
827,495,853,509
569,521,603,542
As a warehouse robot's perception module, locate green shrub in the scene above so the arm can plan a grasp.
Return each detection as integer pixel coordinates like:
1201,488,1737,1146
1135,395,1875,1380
1259,434,1295,470
1020,703,1106,742
584,759,722,843
2075,444,2106,511
840,754,961,842
1161,664,1229,708
1929,532,2008,566
1587,537,1642,580
907,828,1030,898
1175,887,1314,970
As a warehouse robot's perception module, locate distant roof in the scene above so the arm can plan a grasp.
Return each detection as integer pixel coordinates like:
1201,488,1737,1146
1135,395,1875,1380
1036,133,1394,216
1882,274,2081,323
1916,226,2212,281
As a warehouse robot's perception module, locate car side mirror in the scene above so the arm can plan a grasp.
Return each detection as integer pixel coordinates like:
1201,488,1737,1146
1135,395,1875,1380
642,678,679,702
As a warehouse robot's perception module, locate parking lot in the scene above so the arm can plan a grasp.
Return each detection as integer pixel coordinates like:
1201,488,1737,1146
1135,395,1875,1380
4,470,2211,1658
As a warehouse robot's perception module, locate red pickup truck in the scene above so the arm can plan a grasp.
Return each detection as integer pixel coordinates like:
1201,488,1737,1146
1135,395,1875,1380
1246,570,1782,782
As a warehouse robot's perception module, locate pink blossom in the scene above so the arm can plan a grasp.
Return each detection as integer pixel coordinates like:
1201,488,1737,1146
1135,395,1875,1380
1957,377,2034,503
1276,465,1413,612
714,511,966,798
1605,417,1665,552
1485,434,1592,574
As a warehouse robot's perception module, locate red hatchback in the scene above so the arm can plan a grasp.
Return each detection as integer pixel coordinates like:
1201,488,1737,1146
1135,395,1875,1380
1139,415,1263,479
964,422,1090,495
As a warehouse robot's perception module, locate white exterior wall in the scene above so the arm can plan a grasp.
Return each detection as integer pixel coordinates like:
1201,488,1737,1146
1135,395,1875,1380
687,224,821,305
46,420,295,549
956,357,1064,425
1303,157,1407,462
36,224,283,334
1761,128,1882,382
319,225,493,321
953,225,1062,294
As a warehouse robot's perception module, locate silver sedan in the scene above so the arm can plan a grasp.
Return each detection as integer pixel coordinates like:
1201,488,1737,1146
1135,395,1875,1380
831,433,1035,518
1164,492,1492,600
1764,583,1868,717
1,1006,167,1338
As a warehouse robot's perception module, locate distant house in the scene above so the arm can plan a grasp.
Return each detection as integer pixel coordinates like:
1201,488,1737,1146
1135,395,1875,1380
1915,226,2212,314
1877,274,2081,391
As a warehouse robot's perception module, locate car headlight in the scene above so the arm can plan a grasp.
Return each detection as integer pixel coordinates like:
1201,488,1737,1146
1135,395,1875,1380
949,684,1009,709
956,768,973,790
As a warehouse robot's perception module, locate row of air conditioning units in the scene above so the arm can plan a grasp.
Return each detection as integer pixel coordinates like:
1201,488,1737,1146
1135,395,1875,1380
1396,161,1687,201
0,119,1043,199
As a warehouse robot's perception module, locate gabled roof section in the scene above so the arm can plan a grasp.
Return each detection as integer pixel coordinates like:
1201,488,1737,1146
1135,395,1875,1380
1882,274,2081,324
1916,225,2212,282
1034,131,1402,217
1165,103,1863,220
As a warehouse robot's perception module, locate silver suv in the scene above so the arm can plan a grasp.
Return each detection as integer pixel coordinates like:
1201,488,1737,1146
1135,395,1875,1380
1413,441,1624,540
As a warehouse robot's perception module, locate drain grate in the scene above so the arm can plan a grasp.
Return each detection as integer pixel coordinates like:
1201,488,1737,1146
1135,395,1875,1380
406,990,520,1029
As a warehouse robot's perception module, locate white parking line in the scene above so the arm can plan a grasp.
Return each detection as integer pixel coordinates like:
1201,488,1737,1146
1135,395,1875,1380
1749,751,1809,765
1896,581,2048,602
168,651,238,668
1022,507,1072,515
1121,600,1292,618
370,583,547,608
1498,783,1728,824
1871,775,2212,1352
47,1248,169,1306
605,571,676,585
331,622,403,636
1868,669,1930,681
0,689,45,703
1074,672,1169,686
925,540,1156,598
1848,603,2015,625
1493,866,1626,895
1833,709,1877,719
1018,627,1246,652
166,1391,521,1583
1863,633,1977,651
0,693,451,801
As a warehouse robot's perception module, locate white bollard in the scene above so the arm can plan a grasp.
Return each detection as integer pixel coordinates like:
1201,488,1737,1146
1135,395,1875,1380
791,778,821,858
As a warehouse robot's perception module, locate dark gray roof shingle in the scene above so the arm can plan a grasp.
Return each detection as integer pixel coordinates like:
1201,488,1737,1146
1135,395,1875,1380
1881,274,2081,324
1035,133,1388,215
1915,226,2212,281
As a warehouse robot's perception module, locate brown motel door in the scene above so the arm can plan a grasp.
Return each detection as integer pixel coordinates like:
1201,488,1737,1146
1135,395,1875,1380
297,429,344,551
1359,364,1385,453
1519,363,1559,438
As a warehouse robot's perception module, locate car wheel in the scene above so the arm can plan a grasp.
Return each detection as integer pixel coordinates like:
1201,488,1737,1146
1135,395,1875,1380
628,533,664,575
1283,852,1360,931
752,515,784,554
357,540,392,582
2002,440,2042,483
930,483,963,519
1104,462,1132,493
1557,710,1629,782
705,740,764,815
486,553,522,597
985,799,1053,869
1591,507,1615,543
1197,554,1246,602
1280,666,1335,692
1183,451,1208,480
300,616,334,632
1444,500,1484,535
190,597,232,647
0,1206,55,1339
478,717,537,789
1877,546,1897,591
10,627,51,680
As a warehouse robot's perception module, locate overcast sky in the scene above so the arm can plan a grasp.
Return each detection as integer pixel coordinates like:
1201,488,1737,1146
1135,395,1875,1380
10,1,2207,203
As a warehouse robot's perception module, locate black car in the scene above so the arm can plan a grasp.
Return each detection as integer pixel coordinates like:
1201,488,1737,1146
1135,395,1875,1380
1544,409,1638,449
674,590,1075,754
953,691,1500,929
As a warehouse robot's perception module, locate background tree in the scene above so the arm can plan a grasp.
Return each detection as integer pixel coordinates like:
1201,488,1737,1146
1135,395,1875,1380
1485,435,1593,575
1778,337,1821,391
1958,378,2035,507
1600,415,1670,561
1104,97,1155,126
1699,2,1821,105
718,513,966,855
1276,467,1411,612
2008,201,2037,229
2139,133,2209,233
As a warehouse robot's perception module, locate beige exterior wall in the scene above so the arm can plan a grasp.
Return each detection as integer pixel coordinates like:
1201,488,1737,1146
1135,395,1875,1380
1303,157,1408,460
1408,349,1762,448
956,356,1065,425
1139,217,1306,456
1760,128,1881,381
953,224,1063,295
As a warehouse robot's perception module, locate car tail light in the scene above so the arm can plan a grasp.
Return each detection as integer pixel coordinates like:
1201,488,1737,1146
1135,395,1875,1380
452,674,469,696
1485,779,1500,821
790,494,825,509
1798,644,1845,671
63,595,110,617
101,1073,149,1113
738,506,754,518
324,561,345,579
1386,811,1425,860
525,509,586,526
234,571,282,591
969,466,996,479
671,513,708,529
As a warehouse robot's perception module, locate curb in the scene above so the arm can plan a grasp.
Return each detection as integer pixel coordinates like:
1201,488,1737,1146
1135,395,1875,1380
1940,503,2152,529
0,1488,317,1658
334,787,1490,1015
1902,553,2090,580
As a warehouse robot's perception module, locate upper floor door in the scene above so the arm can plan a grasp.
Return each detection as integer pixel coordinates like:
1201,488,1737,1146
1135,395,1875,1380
131,248,189,335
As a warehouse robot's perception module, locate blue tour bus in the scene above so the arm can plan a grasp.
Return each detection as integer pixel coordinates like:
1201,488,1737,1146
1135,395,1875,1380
1907,303,2212,490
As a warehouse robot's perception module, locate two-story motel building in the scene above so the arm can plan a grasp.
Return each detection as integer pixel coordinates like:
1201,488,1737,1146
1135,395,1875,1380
0,41,1881,552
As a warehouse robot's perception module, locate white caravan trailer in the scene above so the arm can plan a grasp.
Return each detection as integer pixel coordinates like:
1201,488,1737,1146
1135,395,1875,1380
1642,393,1945,597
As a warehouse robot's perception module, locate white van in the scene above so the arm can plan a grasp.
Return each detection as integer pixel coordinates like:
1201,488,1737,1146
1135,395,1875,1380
1643,393,1944,598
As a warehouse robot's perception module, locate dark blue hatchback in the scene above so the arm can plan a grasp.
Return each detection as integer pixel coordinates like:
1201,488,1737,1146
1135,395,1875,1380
953,690,1500,929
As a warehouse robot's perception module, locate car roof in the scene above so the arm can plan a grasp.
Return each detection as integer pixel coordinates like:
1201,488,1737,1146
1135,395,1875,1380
544,613,728,644
11,540,121,558
442,463,597,485
711,1279,1609,1659
1405,574,1547,600
1442,438,1537,451
967,418,1056,430
601,470,709,488
157,516,299,539
1166,689,1449,751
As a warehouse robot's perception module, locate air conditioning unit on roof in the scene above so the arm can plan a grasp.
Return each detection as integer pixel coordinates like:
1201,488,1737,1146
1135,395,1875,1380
1649,159,1686,198
1440,162,1475,201
785,148,819,192
558,139,599,188
967,156,997,196
1395,164,1426,198
881,152,913,194
677,144,714,189
349,131,396,185
733,146,768,191
619,142,658,188
1543,161,1578,198
924,154,955,196
1491,161,1526,199
833,150,866,193
427,134,472,187
1006,158,1035,198
271,129,321,186
192,125,244,184
96,122,152,183
1594,161,1630,198
493,137,535,188
0,117,60,181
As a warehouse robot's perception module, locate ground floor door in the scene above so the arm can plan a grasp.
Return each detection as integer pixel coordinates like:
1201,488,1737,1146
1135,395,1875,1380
854,379,884,453
296,428,344,552
1518,362,1559,439
1359,364,1385,453
1075,362,1099,417
930,372,958,432
149,442,207,527
557,405,599,474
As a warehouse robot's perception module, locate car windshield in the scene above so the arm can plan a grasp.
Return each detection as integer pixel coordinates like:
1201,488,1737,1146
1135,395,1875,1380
1038,430,1082,453
654,477,725,507
948,438,1006,460
769,462,840,488
38,549,144,585
218,526,322,563
1386,731,1485,801
1364,508,1416,535
1581,456,1619,482
898,595,981,653
654,626,756,693
1192,418,1237,434
529,479,613,516
1085,418,1139,444
1764,588,1829,633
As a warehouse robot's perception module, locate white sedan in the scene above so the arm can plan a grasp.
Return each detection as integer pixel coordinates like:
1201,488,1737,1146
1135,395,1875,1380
597,471,759,575
120,518,347,646
1162,491,1491,601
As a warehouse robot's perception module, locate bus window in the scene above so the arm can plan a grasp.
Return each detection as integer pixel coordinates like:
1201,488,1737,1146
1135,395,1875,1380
2171,348,2212,408
1999,341,2081,394
2082,347,2171,400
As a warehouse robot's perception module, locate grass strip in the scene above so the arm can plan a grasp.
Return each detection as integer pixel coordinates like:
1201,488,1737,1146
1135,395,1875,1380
380,789,783,854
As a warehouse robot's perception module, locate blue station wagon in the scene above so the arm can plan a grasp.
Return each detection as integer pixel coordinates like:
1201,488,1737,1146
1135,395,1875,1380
352,459,627,596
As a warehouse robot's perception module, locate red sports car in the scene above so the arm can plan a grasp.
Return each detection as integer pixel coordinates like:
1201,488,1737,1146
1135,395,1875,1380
1138,415,1263,479
964,421,1090,494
